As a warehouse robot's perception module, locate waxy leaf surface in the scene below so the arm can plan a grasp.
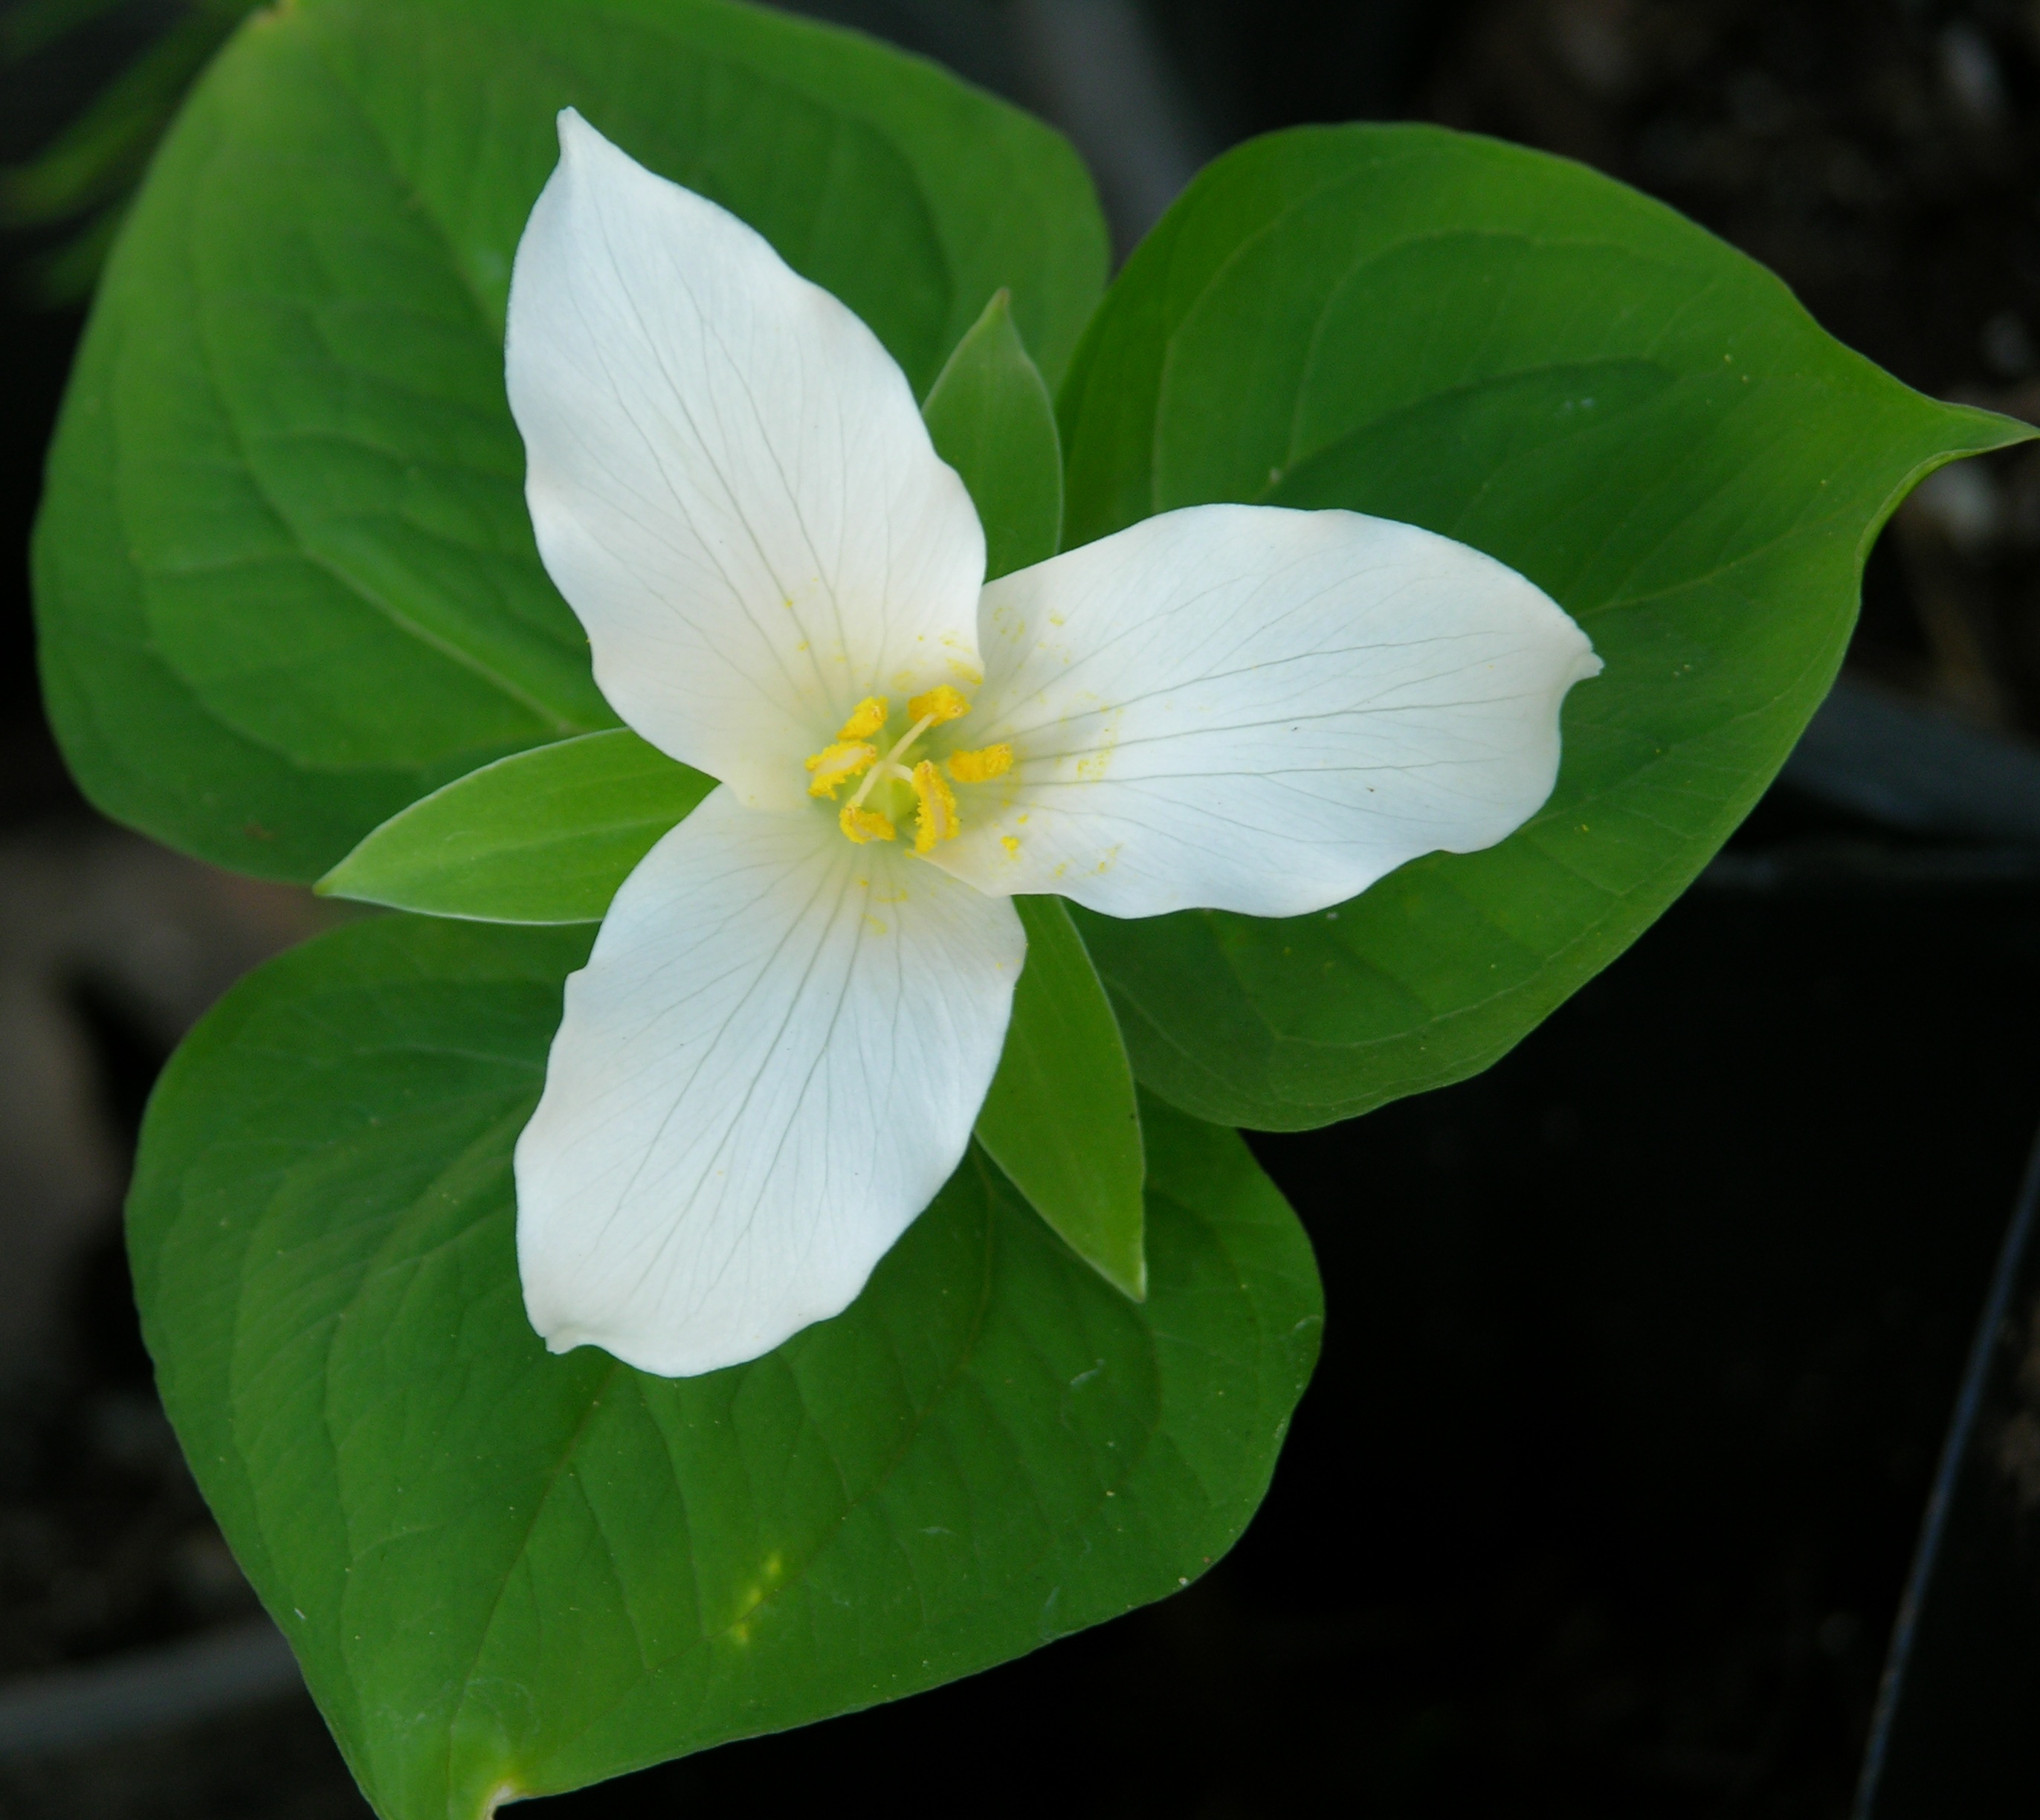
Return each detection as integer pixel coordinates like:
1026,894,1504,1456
1057,124,2030,1130
130,914,1320,1820
976,895,1147,1298
36,0,1108,880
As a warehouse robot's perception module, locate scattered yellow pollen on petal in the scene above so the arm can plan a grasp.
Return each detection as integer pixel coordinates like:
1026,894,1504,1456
804,741,876,798
840,804,896,844
910,761,959,855
907,684,969,725
1000,836,1020,857
946,743,1012,784
837,696,888,740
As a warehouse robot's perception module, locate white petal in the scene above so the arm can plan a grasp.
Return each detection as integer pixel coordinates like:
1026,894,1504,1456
514,788,1024,1377
506,112,986,807
932,505,1601,918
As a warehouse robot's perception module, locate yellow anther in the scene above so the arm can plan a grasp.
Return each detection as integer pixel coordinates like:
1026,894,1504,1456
804,740,877,798
946,743,1012,784
837,696,888,740
909,761,959,855
907,685,970,725
839,804,896,845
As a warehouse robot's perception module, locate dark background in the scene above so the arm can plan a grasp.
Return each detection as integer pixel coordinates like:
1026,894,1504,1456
6,2,2040,1814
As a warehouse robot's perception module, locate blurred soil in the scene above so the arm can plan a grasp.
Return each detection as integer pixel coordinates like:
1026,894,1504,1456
1166,0,2040,737
1418,0,2040,735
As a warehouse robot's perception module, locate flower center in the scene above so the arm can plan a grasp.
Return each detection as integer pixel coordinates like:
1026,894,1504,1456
802,689,1012,854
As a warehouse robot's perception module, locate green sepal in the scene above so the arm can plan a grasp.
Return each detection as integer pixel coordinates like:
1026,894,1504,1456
975,895,1146,1299
317,729,713,923
923,288,1065,578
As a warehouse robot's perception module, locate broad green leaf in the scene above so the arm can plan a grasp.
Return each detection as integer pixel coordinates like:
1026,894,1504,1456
922,287,1065,578
976,896,1146,1299
130,914,1321,1820
36,0,1108,882
317,729,713,923
1056,124,2031,1131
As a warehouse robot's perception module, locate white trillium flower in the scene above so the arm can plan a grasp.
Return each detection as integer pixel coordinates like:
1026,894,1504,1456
506,111,1602,1378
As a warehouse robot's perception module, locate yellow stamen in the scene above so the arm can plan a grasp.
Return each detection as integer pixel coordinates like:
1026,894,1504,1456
837,696,888,740
839,804,897,845
804,740,877,798
946,743,1012,784
847,701,952,811
909,761,959,855
819,685,982,845
907,685,969,725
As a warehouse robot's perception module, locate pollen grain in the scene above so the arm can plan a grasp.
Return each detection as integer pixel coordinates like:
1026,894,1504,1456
907,684,970,725
804,740,876,798
909,761,960,855
839,805,897,845
837,696,888,740
946,743,1011,784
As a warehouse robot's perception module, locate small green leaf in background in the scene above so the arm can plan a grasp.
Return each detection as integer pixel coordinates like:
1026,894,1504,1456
34,0,1108,881
1,1,252,230
131,914,1320,1820
317,729,712,924
0,1,265,304
977,895,1146,1300
1056,123,2033,1132
923,287,1065,578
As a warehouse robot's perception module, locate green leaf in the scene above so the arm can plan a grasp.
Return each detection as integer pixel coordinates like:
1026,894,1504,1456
317,729,713,923
1056,123,2033,1131
923,288,1065,578
131,914,1320,1819
36,0,1108,882
976,896,1146,1299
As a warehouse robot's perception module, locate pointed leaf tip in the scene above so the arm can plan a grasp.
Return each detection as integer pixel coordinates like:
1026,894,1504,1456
923,290,1065,579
